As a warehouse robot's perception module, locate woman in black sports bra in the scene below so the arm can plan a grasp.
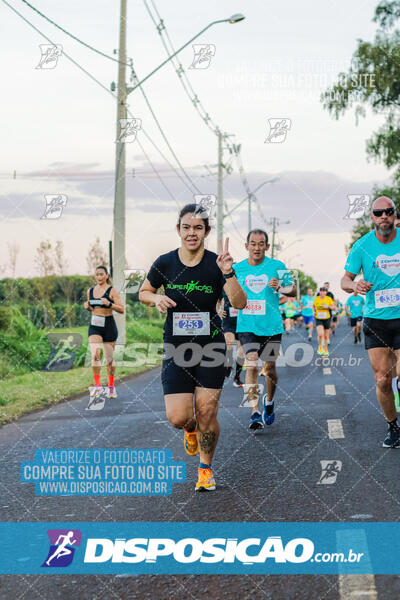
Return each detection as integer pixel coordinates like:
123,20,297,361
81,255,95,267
84,265,124,399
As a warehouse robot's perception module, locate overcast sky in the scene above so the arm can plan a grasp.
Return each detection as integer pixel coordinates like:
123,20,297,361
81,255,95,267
0,0,394,299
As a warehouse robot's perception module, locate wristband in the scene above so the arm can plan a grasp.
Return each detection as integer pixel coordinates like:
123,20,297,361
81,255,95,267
223,271,235,280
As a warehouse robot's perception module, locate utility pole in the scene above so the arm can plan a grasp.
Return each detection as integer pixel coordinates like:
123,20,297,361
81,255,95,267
113,0,127,345
268,217,290,258
217,129,223,251
271,217,277,258
248,193,252,232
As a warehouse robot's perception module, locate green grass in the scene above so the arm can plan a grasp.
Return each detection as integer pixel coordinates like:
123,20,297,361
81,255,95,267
0,318,164,425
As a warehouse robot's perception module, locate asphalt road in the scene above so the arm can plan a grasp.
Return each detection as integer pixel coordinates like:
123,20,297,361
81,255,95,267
1,319,400,599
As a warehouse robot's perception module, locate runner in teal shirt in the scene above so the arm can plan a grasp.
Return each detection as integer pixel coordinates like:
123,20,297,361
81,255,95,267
346,293,365,318
235,257,292,336
235,228,295,432
345,229,400,320
301,288,315,340
342,195,400,448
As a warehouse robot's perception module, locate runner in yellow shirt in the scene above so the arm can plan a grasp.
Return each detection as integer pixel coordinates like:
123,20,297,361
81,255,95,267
313,287,337,356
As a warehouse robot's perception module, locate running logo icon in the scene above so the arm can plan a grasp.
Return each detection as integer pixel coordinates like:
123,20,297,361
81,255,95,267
264,119,291,143
118,118,142,143
121,269,146,294
41,195,68,220
344,195,370,219
189,44,216,69
194,194,216,219
317,460,342,485
36,44,63,69
42,529,82,567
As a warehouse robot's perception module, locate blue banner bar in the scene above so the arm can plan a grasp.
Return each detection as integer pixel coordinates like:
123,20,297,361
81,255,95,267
0,522,397,574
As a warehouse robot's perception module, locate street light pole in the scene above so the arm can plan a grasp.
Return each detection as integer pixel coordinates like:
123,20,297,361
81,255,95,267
217,129,223,250
248,193,252,232
112,13,245,343
113,0,127,345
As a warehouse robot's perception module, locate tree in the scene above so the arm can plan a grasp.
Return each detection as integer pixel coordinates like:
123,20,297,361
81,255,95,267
4,243,20,304
297,270,318,296
34,240,54,277
86,237,108,275
34,240,55,327
54,240,74,327
321,1,400,179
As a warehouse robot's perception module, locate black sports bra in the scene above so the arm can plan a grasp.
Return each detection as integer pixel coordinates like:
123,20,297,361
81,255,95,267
89,286,113,307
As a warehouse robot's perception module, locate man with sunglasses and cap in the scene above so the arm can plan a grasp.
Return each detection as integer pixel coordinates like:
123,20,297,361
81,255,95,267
342,196,400,448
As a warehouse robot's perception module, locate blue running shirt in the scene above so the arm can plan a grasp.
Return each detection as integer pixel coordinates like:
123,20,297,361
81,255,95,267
345,229,400,319
235,257,293,336
345,295,364,318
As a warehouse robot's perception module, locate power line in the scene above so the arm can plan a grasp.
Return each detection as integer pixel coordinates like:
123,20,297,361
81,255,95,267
19,0,129,66
5,0,202,198
143,0,219,136
130,66,201,194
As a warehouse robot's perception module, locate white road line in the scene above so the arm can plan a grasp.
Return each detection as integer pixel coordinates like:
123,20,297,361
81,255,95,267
325,384,336,395
339,574,377,599
338,529,377,599
327,419,344,439
323,367,332,375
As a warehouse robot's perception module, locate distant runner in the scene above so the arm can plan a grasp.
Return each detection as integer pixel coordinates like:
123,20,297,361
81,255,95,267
345,291,365,343
234,229,295,430
313,287,336,356
301,288,315,341
218,289,245,387
84,266,124,399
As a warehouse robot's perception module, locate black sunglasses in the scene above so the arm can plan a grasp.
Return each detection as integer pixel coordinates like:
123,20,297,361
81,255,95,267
372,207,395,217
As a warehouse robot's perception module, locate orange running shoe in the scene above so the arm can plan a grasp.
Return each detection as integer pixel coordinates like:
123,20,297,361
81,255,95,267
184,426,199,456
195,467,216,491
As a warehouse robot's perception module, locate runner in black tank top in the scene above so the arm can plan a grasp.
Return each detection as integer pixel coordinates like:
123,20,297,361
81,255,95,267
84,266,124,399
139,203,247,492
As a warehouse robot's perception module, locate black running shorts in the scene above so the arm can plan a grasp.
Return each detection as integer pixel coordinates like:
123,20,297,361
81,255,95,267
161,337,227,395
237,332,281,362
350,316,363,327
363,317,400,350
88,315,118,342
222,316,239,338
315,318,331,330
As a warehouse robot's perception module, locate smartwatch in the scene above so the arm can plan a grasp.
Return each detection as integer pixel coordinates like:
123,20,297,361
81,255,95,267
223,271,235,280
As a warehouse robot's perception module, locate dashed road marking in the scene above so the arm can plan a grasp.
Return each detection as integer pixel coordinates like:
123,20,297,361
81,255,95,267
337,529,377,599
325,384,336,396
323,367,332,375
328,419,344,439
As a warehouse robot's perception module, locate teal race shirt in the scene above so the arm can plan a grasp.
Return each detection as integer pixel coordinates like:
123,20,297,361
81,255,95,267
345,295,364,318
345,229,400,319
301,295,315,316
235,257,293,336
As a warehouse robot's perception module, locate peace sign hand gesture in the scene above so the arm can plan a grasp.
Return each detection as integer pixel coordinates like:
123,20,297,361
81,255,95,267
217,237,234,275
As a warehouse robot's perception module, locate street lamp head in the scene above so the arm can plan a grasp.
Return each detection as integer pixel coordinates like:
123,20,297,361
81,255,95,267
227,13,245,23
